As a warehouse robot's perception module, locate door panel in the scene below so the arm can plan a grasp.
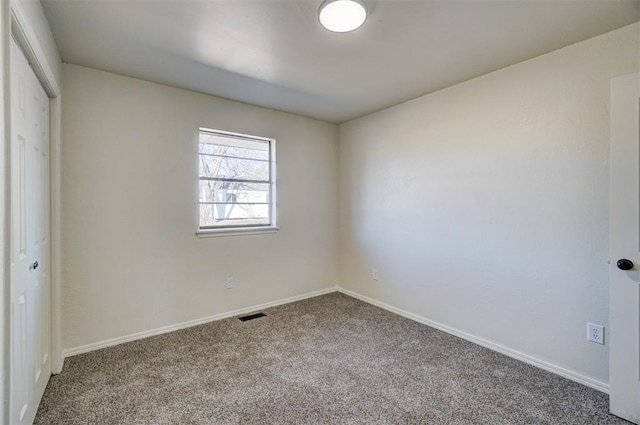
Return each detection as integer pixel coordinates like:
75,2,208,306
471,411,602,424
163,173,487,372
610,73,640,424
12,294,28,422
9,38,51,425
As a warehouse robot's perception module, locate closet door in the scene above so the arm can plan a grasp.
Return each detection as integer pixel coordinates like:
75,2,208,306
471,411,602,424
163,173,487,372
9,37,51,425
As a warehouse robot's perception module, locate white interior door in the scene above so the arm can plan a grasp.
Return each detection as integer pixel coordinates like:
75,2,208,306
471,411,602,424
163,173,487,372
610,72,640,424
9,38,51,425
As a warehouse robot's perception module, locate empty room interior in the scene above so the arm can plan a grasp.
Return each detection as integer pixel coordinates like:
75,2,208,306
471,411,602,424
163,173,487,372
1,0,640,423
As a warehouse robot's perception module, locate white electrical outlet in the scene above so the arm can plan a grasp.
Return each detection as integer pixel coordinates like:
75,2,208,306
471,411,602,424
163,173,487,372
587,323,604,345
225,277,234,289
372,269,379,281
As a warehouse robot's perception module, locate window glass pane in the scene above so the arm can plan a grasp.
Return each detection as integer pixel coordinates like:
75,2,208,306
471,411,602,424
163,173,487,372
199,144,269,161
199,181,270,203
199,204,270,228
199,132,269,161
199,154,269,181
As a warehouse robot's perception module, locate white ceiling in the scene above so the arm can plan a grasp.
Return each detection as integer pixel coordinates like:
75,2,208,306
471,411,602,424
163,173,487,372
42,0,639,124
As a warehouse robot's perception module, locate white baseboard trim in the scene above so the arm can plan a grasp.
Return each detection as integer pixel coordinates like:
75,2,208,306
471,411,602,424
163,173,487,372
63,286,339,359
337,287,610,394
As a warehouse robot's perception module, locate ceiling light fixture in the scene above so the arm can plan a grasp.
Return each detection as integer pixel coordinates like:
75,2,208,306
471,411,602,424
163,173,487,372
319,0,367,33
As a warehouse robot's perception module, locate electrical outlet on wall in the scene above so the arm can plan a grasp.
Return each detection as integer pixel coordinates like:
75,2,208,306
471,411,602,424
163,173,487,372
372,269,379,282
225,277,234,289
587,323,604,344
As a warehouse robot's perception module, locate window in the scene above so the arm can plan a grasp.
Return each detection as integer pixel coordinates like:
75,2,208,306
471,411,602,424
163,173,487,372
198,128,276,233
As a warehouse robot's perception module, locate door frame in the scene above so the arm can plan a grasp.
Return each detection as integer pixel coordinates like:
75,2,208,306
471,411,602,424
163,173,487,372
2,0,62,422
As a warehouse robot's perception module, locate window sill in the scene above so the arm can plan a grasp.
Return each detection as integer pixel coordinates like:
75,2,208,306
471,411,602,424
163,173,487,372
196,226,280,238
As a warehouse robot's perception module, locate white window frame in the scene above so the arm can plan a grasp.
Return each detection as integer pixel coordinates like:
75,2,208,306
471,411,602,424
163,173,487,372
196,128,278,238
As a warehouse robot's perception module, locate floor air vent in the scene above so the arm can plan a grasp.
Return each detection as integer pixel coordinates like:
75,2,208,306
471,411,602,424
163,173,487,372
238,312,266,322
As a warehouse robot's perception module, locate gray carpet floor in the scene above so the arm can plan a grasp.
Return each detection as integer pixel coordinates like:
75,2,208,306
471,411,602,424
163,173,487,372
35,292,629,424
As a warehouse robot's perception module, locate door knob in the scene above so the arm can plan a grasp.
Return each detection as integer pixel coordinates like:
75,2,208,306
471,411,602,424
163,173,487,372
617,259,634,271
30,261,38,270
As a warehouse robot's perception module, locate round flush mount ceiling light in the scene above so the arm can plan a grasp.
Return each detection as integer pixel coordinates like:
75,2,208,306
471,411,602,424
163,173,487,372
319,0,367,33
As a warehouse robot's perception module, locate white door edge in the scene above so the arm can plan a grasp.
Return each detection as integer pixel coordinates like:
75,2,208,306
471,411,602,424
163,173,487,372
609,71,640,424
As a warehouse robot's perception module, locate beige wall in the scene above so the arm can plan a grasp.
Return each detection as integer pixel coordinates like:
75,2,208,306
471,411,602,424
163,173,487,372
338,23,639,386
61,64,339,351
13,0,61,84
